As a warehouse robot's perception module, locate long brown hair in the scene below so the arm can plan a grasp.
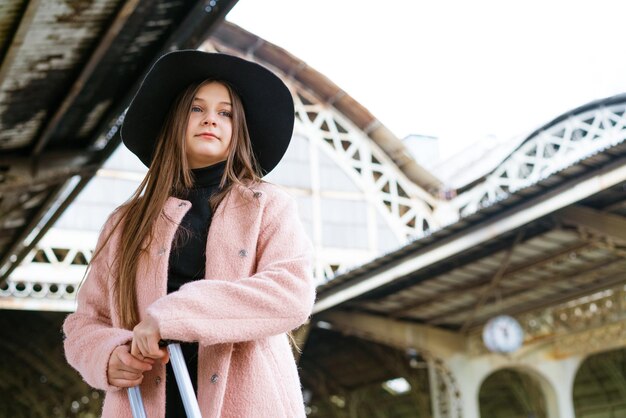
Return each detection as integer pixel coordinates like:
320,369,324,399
92,79,263,329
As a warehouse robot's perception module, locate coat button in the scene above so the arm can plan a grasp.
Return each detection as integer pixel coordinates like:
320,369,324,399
157,247,166,256
238,249,247,258
253,191,262,198
155,376,161,385
210,373,219,384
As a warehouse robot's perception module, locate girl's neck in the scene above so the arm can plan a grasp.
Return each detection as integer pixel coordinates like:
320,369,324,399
190,161,226,189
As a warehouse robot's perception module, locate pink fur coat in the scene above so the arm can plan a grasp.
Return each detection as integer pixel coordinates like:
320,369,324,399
63,183,316,417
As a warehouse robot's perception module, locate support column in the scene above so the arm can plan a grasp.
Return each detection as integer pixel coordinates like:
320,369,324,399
427,359,442,418
446,354,484,418
531,356,581,418
447,352,582,418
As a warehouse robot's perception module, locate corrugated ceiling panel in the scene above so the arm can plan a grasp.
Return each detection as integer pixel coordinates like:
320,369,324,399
0,0,121,149
0,1,26,53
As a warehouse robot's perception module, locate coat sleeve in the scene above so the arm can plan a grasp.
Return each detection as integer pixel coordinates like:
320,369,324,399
146,193,316,345
62,212,133,391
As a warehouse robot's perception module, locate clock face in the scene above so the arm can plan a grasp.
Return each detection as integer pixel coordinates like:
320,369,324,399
482,315,524,353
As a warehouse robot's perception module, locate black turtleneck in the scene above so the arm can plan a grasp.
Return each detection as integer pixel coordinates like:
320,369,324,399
167,160,225,293
165,160,225,418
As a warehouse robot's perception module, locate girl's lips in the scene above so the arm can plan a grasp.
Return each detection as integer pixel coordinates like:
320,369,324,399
198,133,218,139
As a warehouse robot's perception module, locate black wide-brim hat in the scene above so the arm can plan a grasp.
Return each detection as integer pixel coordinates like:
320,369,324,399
121,50,295,175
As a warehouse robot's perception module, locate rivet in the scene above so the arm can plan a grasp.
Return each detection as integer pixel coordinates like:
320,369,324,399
238,249,247,258
204,5,212,12
210,373,219,383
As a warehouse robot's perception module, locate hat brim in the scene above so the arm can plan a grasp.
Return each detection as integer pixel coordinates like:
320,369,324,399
121,50,294,175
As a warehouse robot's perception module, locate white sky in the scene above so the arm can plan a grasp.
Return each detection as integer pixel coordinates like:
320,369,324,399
226,0,626,160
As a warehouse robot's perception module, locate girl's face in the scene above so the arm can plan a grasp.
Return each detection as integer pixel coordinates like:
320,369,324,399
185,82,233,169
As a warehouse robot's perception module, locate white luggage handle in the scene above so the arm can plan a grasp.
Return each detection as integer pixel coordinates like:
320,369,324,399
128,342,202,418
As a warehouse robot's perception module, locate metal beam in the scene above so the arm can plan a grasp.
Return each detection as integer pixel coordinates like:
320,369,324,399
417,246,622,326
162,0,238,51
0,183,64,284
559,205,626,244
317,311,465,358
0,175,91,284
391,240,592,318
0,164,98,193
31,0,142,157
432,263,626,328
313,157,626,314
0,0,40,90
460,229,524,333
0,149,93,168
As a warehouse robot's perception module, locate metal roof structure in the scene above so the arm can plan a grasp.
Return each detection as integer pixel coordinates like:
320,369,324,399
300,93,626,417
0,0,239,285
313,93,626,332
201,24,626,416
208,22,443,194
1,6,625,416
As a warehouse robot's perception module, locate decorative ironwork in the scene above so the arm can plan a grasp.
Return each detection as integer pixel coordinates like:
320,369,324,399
468,284,626,357
5,45,626,312
536,285,626,358
293,89,439,240
451,100,626,217
0,229,91,311
425,353,463,418
202,40,440,244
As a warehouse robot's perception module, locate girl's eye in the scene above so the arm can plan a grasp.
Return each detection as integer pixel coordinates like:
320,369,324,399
191,106,203,113
219,110,232,118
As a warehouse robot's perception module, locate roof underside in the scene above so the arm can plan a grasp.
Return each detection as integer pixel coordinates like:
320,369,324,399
0,0,238,282
1,6,624,416
316,139,626,331
2,0,624,338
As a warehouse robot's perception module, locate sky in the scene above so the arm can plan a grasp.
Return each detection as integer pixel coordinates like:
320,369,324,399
226,0,626,160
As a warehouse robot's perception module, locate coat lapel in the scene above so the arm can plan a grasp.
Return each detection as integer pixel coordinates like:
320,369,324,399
205,185,265,281
136,196,190,320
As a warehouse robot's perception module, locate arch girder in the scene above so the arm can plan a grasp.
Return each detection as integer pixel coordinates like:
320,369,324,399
453,100,626,217
293,88,439,240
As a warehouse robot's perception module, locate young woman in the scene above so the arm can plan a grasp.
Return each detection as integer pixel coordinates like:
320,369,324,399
63,51,316,417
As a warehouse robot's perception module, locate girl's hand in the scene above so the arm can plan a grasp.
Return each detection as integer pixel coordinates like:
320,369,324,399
107,345,154,388
131,316,169,364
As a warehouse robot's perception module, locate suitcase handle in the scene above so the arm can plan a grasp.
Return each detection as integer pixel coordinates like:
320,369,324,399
128,342,202,418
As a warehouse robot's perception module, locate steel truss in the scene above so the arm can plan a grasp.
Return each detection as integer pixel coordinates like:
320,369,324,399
293,88,439,240
0,229,92,311
292,88,440,281
200,38,443,238
200,40,441,283
451,100,626,217
3,55,625,312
